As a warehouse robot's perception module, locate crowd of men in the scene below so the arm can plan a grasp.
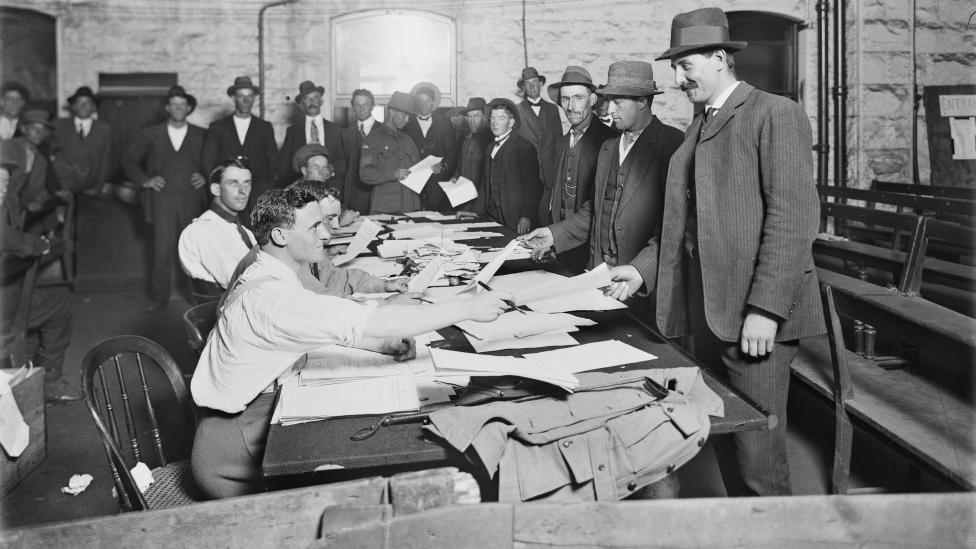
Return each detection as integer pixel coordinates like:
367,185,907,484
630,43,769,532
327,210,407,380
0,7,821,502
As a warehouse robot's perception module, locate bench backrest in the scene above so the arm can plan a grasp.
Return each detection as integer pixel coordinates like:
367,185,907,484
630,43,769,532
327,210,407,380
872,180,976,201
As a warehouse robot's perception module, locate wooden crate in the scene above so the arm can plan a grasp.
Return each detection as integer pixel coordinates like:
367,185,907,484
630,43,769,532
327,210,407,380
1,367,46,496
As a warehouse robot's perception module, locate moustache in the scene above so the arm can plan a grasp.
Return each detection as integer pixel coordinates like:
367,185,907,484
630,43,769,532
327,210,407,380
679,82,698,92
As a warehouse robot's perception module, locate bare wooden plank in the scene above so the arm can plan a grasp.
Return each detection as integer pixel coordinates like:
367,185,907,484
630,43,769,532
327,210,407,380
873,180,976,201
819,185,976,218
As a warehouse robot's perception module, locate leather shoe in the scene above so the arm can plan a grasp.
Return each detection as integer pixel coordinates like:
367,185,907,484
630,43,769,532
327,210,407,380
45,378,83,404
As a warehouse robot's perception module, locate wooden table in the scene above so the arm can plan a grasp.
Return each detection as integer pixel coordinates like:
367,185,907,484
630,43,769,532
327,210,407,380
262,218,773,481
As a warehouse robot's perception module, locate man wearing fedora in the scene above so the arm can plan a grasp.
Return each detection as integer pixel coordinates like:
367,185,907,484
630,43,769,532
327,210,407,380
202,76,278,222
0,82,29,141
542,65,618,273
404,82,456,211
1,109,61,211
520,61,683,312
655,7,822,497
471,98,542,235
277,80,345,189
515,67,562,222
359,91,423,214
49,86,113,195
123,85,208,312
339,89,382,214
451,97,491,212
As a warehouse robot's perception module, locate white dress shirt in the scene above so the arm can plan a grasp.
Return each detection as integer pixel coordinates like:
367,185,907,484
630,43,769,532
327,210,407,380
75,117,94,138
527,98,542,116
191,251,377,413
417,115,433,137
232,115,251,145
490,130,512,159
618,123,648,163
177,209,255,288
0,116,18,140
167,123,188,151
706,81,740,115
305,115,325,144
358,116,375,137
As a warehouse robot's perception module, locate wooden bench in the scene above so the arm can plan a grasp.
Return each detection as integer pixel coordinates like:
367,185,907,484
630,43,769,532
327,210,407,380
873,179,976,201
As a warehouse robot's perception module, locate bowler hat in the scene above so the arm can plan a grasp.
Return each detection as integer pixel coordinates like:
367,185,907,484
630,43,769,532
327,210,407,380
227,76,261,96
292,144,331,173
19,109,54,129
410,82,442,109
387,91,419,116
485,98,520,130
162,85,197,112
655,7,748,61
546,66,596,103
516,67,546,90
295,80,325,103
448,97,487,117
67,86,100,106
596,61,663,97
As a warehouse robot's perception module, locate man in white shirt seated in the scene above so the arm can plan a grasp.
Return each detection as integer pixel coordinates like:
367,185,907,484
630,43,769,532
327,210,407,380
190,186,508,499
177,157,254,300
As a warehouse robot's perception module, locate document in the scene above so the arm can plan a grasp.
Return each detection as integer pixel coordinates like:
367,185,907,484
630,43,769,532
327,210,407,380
456,311,595,341
391,225,453,240
275,374,419,424
331,218,382,266
377,238,442,258
479,246,531,263
401,156,443,194
448,231,504,241
450,221,502,231
408,257,444,293
511,263,612,305
473,239,520,286
488,270,628,313
430,347,579,391
529,340,657,374
300,344,418,384
405,211,457,221
345,256,405,278
438,176,478,207
466,330,579,353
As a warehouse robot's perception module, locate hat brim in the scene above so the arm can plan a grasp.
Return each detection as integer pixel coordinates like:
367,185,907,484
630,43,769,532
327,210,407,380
654,41,748,61
227,85,262,96
597,85,664,97
546,80,596,103
163,94,197,113
410,82,442,109
516,76,547,89
67,94,100,106
295,87,325,102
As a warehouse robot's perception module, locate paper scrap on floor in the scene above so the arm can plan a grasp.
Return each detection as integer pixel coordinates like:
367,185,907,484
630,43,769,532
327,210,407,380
438,176,478,207
331,218,382,266
400,156,443,194
345,256,404,278
430,347,579,391
488,269,627,313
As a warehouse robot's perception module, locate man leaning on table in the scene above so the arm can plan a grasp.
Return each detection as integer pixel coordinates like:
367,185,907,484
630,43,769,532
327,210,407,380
191,186,510,499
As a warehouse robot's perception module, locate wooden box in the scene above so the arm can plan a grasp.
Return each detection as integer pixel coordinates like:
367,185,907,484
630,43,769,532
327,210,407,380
1,367,46,496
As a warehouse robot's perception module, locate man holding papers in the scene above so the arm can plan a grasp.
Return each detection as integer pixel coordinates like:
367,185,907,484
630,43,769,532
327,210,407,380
359,91,423,214
192,186,510,499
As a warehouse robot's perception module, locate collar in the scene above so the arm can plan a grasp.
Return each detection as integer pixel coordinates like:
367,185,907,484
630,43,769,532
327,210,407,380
493,130,513,144
209,202,243,223
74,116,93,125
706,81,740,112
233,113,252,120
417,114,432,122
570,115,593,136
359,116,375,127
622,118,652,142
306,115,324,126
527,97,541,106
167,122,188,132
253,250,301,284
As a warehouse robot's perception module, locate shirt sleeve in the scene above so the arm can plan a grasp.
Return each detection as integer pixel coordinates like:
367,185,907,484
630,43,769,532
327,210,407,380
260,284,378,349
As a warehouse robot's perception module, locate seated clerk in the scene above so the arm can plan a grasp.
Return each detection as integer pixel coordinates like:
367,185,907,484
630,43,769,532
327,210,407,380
190,186,509,499
222,182,411,306
177,157,255,298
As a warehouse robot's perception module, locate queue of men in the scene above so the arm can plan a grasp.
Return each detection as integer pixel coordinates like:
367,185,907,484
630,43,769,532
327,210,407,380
0,6,821,502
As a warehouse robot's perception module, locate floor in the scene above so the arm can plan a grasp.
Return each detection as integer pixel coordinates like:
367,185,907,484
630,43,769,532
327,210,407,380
0,287,953,529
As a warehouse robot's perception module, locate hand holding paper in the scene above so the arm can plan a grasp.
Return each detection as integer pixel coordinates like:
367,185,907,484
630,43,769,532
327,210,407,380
401,156,443,194
438,176,479,207
331,218,382,266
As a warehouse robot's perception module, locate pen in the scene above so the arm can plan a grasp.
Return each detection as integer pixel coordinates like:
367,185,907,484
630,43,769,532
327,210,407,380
477,281,526,314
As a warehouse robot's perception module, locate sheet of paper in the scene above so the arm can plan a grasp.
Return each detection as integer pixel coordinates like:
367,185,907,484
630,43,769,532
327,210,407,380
345,256,405,278
438,176,479,207
362,213,405,223
530,340,657,374
331,218,382,266
511,262,612,305
451,221,502,230
474,239,520,286
276,374,419,423
391,226,453,240
327,235,355,246
489,269,627,313
449,231,504,241
479,246,531,263
404,211,457,221
466,330,579,353
430,347,579,390
408,257,444,293
400,156,443,194
301,345,418,383
456,311,594,341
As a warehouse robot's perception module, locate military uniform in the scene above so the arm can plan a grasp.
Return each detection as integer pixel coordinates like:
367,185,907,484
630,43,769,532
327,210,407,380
359,124,422,214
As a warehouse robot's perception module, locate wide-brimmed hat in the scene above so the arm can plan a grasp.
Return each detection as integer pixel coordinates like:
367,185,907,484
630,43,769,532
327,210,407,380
162,85,197,112
387,91,419,116
292,144,331,172
448,97,488,117
516,67,546,90
596,61,663,97
19,109,54,129
67,86,100,106
484,98,520,130
655,7,748,61
410,82,442,109
295,80,325,103
227,76,261,96
546,66,596,103
0,82,30,102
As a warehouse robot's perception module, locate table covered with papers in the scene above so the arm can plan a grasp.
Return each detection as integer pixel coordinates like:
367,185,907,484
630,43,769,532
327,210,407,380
261,213,772,480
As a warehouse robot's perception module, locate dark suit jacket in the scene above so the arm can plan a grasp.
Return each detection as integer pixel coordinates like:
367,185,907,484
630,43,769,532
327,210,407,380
277,115,344,187
49,117,113,193
122,123,207,222
516,99,562,219
404,114,457,211
340,119,385,214
550,117,682,291
474,132,542,231
656,82,824,342
547,115,618,224
202,114,278,202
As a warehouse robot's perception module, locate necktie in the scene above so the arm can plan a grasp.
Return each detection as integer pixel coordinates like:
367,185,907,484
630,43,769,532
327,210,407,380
570,129,583,149
491,137,507,158
701,107,717,134
622,131,636,150
418,115,431,122
358,121,365,137
210,205,254,248
310,119,320,145
78,124,85,139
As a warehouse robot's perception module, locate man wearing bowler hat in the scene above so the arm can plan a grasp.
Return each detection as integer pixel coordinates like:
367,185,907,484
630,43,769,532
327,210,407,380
277,80,345,189
202,76,278,222
123,85,208,312
655,7,823,497
520,61,683,312
515,67,562,222
359,91,423,214
50,86,113,195
403,82,457,211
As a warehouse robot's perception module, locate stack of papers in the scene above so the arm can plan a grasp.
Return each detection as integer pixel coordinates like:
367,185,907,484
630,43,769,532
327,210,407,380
488,269,628,313
430,347,580,391
456,311,594,341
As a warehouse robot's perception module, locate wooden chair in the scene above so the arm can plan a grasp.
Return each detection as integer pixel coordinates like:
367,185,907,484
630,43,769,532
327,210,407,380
818,282,855,494
182,300,218,354
80,335,201,511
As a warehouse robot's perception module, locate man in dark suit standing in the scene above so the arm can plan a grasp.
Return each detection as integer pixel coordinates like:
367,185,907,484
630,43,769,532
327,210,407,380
50,86,113,196
339,89,381,214
277,80,344,189
403,82,456,212
520,62,682,314
451,97,491,213
123,86,207,312
515,67,563,223
202,76,278,221
472,98,541,235
655,8,823,497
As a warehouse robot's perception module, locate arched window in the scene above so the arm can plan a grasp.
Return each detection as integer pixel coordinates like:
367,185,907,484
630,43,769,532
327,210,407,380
727,11,803,102
331,10,456,124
